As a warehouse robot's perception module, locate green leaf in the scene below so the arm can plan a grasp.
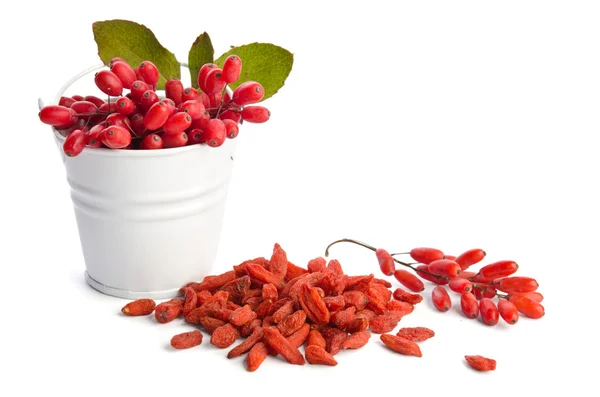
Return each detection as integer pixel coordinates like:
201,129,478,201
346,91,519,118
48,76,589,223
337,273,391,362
188,33,214,88
92,19,180,89
215,43,293,101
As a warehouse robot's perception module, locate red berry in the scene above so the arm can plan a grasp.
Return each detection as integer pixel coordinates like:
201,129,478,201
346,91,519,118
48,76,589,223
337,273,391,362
94,70,123,96
241,106,270,123
39,105,77,126
135,61,159,86
232,81,264,106
179,100,205,120
222,119,239,139
448,277,472,294
130,80,151,103
204,119,226,147
455,248,486,270
140,90,159,112
144,102,170,130
105,113,131,130
444,255,457,260
415,264,449,285
493,277,538,293
479,298,499,326
86,124,104,148
164,112,192,135
410,247,445,264
219,109,242,123
116,97,135,116
508,295,545,319
70,101,97,115
59,96,76,107
71,95,84,101
394,269,424,292
130,113,145,136
507,292,544,303
479,261,519,280
160,98,177,114
102,125,132,149
63,129,87,157
498,300,519,324
140,133,163,150
98,101,119,114
162,131,188,148
188,129,206,145
204,68,226,94
198,63,218,91
460,292,479,319
209,92,224,108
221,55,242,83
375,249,395,276
431,286,451,312
109,57,126,66
198,92,211,108
110,61,137,89
182,87,200,102
166,79,184,105
428,259,461,278
84,95,106,108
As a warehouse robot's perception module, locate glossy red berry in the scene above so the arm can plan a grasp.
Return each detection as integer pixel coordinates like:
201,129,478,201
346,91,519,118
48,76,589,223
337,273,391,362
415,264,449,285
86,124,104,148
188,129,206,145
98,101,119,114
473,285,497,300
70,101,97,115
179,100,205,120
94,70,123,96
71,95,84,101
448,277,472,294
498,300,519,324
102,125,132,149
493,277,538,293
460,292,479,319
507,294,544,318
428,259,461,278
130,80,151,103
110,61,137,89
39,105,77,126
105,113,131,130
479,261,519,280
164,113,192,135
140,133,163,150
204,68,226,94
162,131,188,148
219,109,242,123
394,269,424,292
59,96,76,107
221,55,242,83
204,119,226,147
198,92,211,108
182,87,200,102
241,106,270,123
232,81,264,106
140,90,159,112
198,63,218,91
116,97,135,116
432,286,451,312
166,79,184,105
507,292,543,303
144,102,170,130
222,119,239,139
84,95,106,108
63,129,87,157
479,298,499,326
160,98,177,114
455,249,486,270
135,61,159,86
410,247,445,264
129,113,145,136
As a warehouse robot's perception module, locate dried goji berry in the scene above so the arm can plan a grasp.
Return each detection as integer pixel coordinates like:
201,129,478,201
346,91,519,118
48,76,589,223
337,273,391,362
386,299,414,315
234,257,269,277
229,304,257,327
271,299,295,323
369,314,400,334
344,274,374,290
256,300,273,319
465,355,496,371
193,270,236,291
305,345,338,366
285,260,309,281
246,264,285,288
268,243,288,280
326,259,344,277
321,327,348,355
263,326,305,365
287,323,311,348
323,295,346,311
396,327,435,342
289,272,325,303
307,329,327,349
343,291,369,311
227,326,264,358
346,316,369,333
199,317,226,334
307,257,327,273
392,288,423,305
342,331,370,349
239,318,262,338
211,323,240,348
220,276,252,304
299,283,330,324
479,298,499,326
214,308,234,322
365,285,388,315
373,278,393,288
182,287,198,315
196,290,212,305
380,334,422,357
121,298,156,316
375,248,396,276
355,309,377,321
277,310,307,337
246,342,268,372
170,330,203,349
155,298,184,323
262,283,279,302
331,306,356,330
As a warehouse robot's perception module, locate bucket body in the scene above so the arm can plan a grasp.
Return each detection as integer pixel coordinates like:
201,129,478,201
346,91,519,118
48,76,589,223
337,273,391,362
55,132,236,299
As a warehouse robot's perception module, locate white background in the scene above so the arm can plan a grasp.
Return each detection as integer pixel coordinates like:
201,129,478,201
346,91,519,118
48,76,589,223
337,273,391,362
1,0,598,395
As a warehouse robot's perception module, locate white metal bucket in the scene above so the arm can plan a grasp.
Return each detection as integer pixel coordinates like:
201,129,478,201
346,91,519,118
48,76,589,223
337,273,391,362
48,65,236,299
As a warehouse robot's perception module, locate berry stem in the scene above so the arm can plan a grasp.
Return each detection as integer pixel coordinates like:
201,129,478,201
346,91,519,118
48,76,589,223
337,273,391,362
324,238,443,279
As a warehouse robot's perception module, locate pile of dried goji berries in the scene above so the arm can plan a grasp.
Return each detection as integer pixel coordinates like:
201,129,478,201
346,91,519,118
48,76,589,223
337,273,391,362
122,240,543,372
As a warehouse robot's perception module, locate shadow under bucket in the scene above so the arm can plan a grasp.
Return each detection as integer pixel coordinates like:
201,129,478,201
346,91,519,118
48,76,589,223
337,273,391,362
48,64,236,299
